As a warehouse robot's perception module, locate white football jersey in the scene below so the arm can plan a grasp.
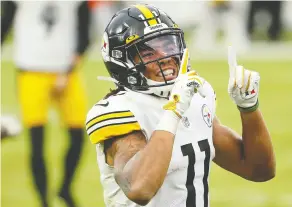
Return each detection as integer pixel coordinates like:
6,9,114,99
86,81,216,207
13,1,82,72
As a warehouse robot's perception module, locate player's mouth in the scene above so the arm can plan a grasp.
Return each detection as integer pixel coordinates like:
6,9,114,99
157,68,176,81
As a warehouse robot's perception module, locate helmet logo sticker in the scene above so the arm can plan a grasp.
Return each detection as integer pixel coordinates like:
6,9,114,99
144,23,168,34
101,32,110,62
128,76,137,84
112,50,122,58
126,34,139,44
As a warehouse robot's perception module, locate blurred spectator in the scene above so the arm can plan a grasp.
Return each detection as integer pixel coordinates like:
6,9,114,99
247,1,283,41
193,0,250,53
1,1,91,207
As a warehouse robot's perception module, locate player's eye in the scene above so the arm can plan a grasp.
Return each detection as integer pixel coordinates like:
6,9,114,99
142,52,154,58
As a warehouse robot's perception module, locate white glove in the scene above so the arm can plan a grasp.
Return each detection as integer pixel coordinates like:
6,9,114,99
228,46,260,112
163,70,205,118
156,48,206,134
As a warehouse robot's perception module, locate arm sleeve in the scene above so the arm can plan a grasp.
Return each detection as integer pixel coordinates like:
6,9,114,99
76,1,91,56
1,1,17,45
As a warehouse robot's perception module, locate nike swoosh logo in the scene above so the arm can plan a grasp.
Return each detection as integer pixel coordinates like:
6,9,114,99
95,101,109,107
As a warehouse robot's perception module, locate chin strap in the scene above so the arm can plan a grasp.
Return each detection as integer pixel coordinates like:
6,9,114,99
143,78,175,98
140,84,174,98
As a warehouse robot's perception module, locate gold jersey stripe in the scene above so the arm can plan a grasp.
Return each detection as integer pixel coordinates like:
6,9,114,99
135,5,158,26
89,121,141,144
86,110,134,129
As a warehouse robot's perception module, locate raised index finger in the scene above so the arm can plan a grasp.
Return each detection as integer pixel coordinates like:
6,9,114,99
228,46,237,78
179,48,189,75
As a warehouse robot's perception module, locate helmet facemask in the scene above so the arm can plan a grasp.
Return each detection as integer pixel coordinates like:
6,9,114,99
121,29,185,97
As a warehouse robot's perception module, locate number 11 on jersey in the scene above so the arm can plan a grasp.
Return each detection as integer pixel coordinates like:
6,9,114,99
181,139,211,207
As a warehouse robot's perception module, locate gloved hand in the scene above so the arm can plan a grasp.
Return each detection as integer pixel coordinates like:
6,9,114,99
52,73,69,98
228,46,260,112
156,48,206,134
163,70,205,119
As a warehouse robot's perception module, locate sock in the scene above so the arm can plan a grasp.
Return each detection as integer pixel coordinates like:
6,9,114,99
29,126,49,207
59,128,84,207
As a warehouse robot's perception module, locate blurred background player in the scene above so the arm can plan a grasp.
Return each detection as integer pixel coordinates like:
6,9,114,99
247,1,283,41
1,1,91,207
193,0,250,53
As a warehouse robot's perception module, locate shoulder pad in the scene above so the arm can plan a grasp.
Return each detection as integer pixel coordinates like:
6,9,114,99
86,97,141,144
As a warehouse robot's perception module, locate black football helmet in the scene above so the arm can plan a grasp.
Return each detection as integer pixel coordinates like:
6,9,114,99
101,4,187,97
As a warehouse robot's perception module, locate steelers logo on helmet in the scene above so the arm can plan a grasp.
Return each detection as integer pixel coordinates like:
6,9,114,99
101,32,109,62
101,4,187,98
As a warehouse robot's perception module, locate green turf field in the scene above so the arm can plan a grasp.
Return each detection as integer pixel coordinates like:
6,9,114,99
1,59,292,207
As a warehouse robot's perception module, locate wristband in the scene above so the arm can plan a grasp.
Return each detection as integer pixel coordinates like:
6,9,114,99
237,100,259,113
155,110,180,135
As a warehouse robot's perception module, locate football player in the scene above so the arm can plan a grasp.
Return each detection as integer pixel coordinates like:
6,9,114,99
86,4,275,207
193,0,250,53
1,1,91,207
